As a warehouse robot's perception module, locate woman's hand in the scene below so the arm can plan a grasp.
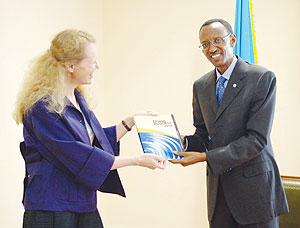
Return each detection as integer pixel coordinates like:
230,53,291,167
111,154,166,170
116,110,159,141
126,110,159,129
136,154,166,170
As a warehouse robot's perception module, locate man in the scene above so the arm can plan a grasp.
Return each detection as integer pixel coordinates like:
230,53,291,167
170,19,288,227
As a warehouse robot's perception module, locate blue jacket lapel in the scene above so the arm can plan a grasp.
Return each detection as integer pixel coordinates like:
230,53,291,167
75,90,114,154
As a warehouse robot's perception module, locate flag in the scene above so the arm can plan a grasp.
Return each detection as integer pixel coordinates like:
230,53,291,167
233,0,258,64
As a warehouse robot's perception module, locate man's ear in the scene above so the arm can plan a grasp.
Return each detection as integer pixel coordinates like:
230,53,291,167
64,61,75,73
230,34,237,48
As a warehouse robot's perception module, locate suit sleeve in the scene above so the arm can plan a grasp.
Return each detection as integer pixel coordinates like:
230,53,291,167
24,102,115,191
207,71,276,175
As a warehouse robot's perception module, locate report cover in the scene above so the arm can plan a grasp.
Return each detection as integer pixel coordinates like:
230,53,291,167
134,114,183,160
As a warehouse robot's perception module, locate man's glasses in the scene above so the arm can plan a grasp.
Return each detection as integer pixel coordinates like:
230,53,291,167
199,33,231,51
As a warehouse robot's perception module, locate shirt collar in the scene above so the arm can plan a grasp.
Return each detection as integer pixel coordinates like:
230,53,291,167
216,55,237,82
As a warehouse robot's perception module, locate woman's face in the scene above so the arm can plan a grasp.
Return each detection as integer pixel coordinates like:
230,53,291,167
69,43,99,86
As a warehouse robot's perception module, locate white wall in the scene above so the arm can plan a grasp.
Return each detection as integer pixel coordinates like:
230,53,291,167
1,0,300,228
254,0,300,175
0,0,104,227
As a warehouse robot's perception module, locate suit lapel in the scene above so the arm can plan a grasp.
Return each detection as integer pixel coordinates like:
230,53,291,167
203,71,218,117
75,90,114,154
215,58,247,121
62,106,91,144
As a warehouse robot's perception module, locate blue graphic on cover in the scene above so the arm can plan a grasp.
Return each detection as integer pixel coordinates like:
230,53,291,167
134,114,183,160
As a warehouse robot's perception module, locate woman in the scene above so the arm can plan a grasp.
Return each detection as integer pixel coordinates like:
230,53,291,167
13,29,165,228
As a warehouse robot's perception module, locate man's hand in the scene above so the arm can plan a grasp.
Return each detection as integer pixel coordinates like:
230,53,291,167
169,151,207,167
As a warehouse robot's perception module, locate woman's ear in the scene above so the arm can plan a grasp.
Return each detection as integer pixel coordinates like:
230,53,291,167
64,61,75,73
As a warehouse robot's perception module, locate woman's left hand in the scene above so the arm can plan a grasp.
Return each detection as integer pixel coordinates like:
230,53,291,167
117,110,159,141
124,110,159,130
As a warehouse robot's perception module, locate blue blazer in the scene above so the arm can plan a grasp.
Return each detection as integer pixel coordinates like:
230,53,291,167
21,90,125,213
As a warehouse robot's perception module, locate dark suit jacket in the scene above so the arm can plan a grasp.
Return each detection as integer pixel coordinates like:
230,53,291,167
186,57,288,225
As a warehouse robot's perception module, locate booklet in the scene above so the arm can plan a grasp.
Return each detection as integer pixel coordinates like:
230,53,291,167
134,114,184,160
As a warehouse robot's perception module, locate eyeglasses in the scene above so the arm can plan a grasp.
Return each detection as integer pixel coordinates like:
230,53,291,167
199,33,231,51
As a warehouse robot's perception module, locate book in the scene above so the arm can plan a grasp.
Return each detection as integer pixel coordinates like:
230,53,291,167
134,114,184,160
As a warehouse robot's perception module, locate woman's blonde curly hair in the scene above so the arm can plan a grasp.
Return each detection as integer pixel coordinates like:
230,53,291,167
13,29,96,124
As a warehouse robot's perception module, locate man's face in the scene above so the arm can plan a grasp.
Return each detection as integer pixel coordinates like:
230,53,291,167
199,22,236,74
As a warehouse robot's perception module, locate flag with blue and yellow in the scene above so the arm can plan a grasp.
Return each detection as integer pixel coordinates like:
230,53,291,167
233,0,258,64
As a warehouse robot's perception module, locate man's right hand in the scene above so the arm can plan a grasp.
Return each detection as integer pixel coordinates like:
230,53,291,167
169,151,207,167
